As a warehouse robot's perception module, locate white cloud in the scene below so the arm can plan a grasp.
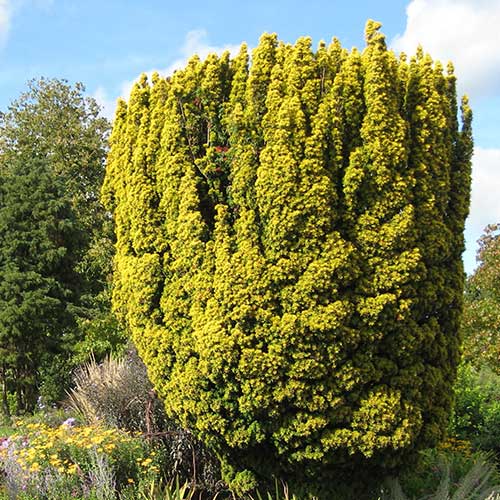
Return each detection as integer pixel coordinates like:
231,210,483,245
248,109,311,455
467,147,500,231
94,30,242,122
162,29,241,77
0,0,55,48
464,146,500,272
91,86,118,121
0,0,12,47
119,29,241,102
392,0,500,98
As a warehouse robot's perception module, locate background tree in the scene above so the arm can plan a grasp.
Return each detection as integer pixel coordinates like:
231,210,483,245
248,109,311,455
0,157,83,414
461,224,500,373
0,78,109,225
0,78,124,408
102,22,472,496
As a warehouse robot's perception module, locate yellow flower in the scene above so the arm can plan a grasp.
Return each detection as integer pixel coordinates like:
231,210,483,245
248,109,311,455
67,463,78,475
127,478,135,484
29,462,40,472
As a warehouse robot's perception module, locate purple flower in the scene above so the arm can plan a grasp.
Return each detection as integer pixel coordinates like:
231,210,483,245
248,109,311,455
62,417,76,427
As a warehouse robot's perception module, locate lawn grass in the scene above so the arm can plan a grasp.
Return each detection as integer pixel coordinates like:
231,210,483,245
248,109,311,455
0,424,14,438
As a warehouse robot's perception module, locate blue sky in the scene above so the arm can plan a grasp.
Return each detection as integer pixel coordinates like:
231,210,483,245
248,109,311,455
1,0,499,274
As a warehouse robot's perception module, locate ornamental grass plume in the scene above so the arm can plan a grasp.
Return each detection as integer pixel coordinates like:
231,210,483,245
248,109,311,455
67,346,166,433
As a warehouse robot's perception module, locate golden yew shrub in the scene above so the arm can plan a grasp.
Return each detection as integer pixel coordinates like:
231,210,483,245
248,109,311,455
102,21,472,493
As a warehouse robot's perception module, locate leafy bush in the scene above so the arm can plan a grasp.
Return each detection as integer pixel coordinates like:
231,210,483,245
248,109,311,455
449,363,500,456
102,20,472,494
461,224,500,375
385,447,500,500
38,353,75,408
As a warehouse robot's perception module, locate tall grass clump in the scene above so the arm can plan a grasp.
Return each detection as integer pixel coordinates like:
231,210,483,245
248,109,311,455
68,346,167,433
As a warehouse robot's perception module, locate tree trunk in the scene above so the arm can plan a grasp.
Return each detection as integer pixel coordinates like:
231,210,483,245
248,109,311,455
1,365,11,419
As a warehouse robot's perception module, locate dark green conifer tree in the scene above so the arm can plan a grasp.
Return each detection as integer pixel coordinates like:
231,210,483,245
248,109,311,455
0,157,83,413
1,79,120,403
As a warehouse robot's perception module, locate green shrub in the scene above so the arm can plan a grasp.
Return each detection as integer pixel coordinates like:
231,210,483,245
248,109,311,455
102,21,472,495
384,447,500,500
450,363,500,456
38,353,75,408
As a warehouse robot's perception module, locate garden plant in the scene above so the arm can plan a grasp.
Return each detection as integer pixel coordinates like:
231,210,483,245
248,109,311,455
102,20,473,496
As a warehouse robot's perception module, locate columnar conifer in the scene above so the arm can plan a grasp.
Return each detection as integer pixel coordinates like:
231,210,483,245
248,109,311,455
102,22,472,495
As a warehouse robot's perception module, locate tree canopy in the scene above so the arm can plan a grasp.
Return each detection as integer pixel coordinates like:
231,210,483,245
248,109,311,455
461,224,500,373
0,78,109,229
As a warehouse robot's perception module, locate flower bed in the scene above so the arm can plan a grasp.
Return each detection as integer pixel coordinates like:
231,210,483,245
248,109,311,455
0,418,161,499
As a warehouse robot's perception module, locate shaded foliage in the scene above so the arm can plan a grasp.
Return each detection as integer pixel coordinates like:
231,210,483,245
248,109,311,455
449,363,500,457
0,78,123,411
0,157,83,413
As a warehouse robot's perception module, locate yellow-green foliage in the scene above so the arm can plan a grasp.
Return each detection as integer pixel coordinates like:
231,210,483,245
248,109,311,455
102,21,472,492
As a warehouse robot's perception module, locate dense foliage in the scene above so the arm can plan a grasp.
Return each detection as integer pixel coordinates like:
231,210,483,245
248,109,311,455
0,78,109,226
102,21,472,493
449,363,500,456
0,157,84,414
0,79,123,412
461,224,500,373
